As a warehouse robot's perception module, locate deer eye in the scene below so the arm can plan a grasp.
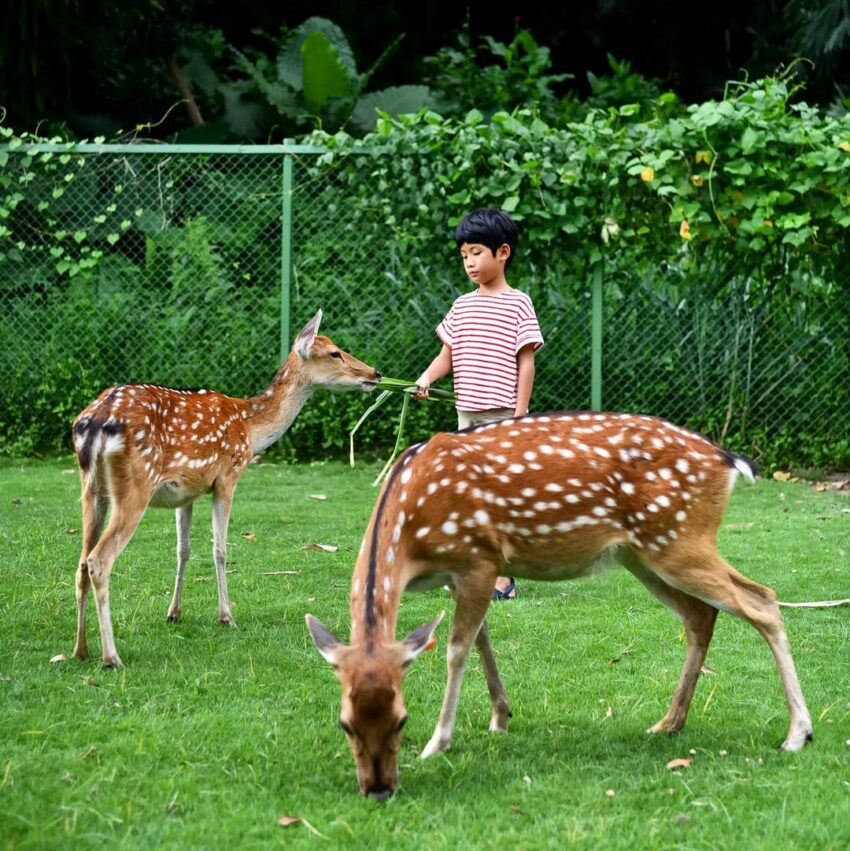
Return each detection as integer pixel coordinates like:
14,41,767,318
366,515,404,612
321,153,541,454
330,351,343,359
339,719,354,736
396,716,408,733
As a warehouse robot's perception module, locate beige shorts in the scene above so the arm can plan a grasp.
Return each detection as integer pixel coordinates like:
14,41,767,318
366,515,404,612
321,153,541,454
456,408,515,430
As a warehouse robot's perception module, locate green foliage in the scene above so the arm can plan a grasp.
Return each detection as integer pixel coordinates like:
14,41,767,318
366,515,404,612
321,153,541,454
1,71,849,468
422,27,573,123
226,16,433,137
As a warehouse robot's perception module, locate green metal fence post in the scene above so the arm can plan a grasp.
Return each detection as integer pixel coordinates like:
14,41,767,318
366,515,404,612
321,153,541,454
280,144,294,362
591,261,603,410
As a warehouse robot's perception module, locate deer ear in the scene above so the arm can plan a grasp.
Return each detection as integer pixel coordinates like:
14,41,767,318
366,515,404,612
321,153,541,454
294,310,323,357
306,613,345,666
400,611,445,666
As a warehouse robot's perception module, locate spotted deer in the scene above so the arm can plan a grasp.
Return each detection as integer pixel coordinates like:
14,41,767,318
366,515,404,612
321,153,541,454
73,310,380,668
307,412,813,799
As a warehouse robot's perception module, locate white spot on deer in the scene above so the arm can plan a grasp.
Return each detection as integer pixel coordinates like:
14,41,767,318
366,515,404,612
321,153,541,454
544,483,563,493
415,526,431,539
401,468,412,484
508,464,525,475
659,468,672,480
427,482,438,495
383,576,391,592
675,510,687,522
473,510,489,526
592,506,608,517
536,524,552,535
442,521,458,535
565,494,580,504
523,451,537,461
647,503,659,513
540,444,554,455
521,488,536,498
593,446,611,458
657,494,671,508
567,478,582,487
621,481,635,495
675,458,690,474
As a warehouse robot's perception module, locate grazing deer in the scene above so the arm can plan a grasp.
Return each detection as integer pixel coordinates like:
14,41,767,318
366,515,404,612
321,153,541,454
307,412,813,799
73,310,380,668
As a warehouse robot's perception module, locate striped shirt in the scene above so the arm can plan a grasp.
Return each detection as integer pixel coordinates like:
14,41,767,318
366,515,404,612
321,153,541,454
437,289,544,411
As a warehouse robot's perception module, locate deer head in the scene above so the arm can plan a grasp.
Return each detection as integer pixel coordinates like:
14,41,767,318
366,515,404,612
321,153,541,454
306,613,443,799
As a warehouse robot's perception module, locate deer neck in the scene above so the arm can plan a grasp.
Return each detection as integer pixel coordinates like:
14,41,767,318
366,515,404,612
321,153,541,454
244,352,314,452
349,542,403,650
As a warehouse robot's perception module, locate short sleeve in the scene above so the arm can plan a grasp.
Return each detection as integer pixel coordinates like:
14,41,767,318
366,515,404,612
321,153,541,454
516,302,544,353
436,304,454,348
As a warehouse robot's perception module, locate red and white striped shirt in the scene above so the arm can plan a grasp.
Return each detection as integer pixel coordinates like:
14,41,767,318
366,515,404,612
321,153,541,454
437,289,544,411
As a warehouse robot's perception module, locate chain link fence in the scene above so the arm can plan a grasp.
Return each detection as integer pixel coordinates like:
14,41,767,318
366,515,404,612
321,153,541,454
1,145,847,468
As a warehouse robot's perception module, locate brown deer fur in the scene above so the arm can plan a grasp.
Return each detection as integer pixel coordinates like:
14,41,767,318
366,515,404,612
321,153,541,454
73,310,379,668
307,411,812,799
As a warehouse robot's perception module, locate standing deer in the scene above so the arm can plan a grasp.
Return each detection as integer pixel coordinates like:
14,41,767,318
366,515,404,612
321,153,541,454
73,310,380,668
307,412,813,799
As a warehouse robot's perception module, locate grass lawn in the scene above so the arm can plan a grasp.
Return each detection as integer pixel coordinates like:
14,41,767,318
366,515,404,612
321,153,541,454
1,456,848,850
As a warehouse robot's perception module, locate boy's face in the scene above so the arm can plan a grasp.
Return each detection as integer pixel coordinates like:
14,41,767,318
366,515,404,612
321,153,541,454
459,242,510,286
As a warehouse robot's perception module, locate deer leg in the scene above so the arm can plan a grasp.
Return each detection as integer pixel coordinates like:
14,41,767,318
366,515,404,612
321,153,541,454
621,551,718,734
167,504,193,622
446,583,511,733
86,496,148,668
211,489,236,627
421,569,496,758
74,485,108,660
474,619,512,733
648,548,813,751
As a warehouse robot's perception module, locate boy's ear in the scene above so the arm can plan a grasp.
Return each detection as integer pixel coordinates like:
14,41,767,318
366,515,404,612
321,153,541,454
497,243,511,261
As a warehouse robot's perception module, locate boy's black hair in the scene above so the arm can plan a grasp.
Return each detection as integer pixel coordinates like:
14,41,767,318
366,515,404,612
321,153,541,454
455,208,519,271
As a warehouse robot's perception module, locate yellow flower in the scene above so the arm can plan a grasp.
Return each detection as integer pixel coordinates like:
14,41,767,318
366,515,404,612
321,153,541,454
679,220,692,240
640,167,655,182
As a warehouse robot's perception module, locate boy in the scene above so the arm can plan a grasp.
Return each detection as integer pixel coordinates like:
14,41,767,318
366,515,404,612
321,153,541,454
414,208,544,600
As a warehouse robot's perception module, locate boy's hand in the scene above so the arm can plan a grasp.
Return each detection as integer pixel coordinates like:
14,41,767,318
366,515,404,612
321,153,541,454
412,372,430,400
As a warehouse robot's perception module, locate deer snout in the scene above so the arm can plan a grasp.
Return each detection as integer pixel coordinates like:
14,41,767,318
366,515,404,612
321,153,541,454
366,787,394,802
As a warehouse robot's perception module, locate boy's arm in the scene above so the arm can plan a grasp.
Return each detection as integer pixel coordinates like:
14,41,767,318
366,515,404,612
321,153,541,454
515,344,536,416
413,345,452,400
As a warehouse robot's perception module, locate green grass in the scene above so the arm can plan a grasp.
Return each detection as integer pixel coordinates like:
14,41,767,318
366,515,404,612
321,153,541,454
1,457,848,850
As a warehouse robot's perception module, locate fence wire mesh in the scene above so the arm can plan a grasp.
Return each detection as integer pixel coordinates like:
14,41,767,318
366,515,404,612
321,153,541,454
1,145,847,468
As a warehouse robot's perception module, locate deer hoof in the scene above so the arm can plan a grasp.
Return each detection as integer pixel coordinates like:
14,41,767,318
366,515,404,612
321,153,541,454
102,656,124,669
166,611,180,623
420,733,451,759
780,729,813,751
